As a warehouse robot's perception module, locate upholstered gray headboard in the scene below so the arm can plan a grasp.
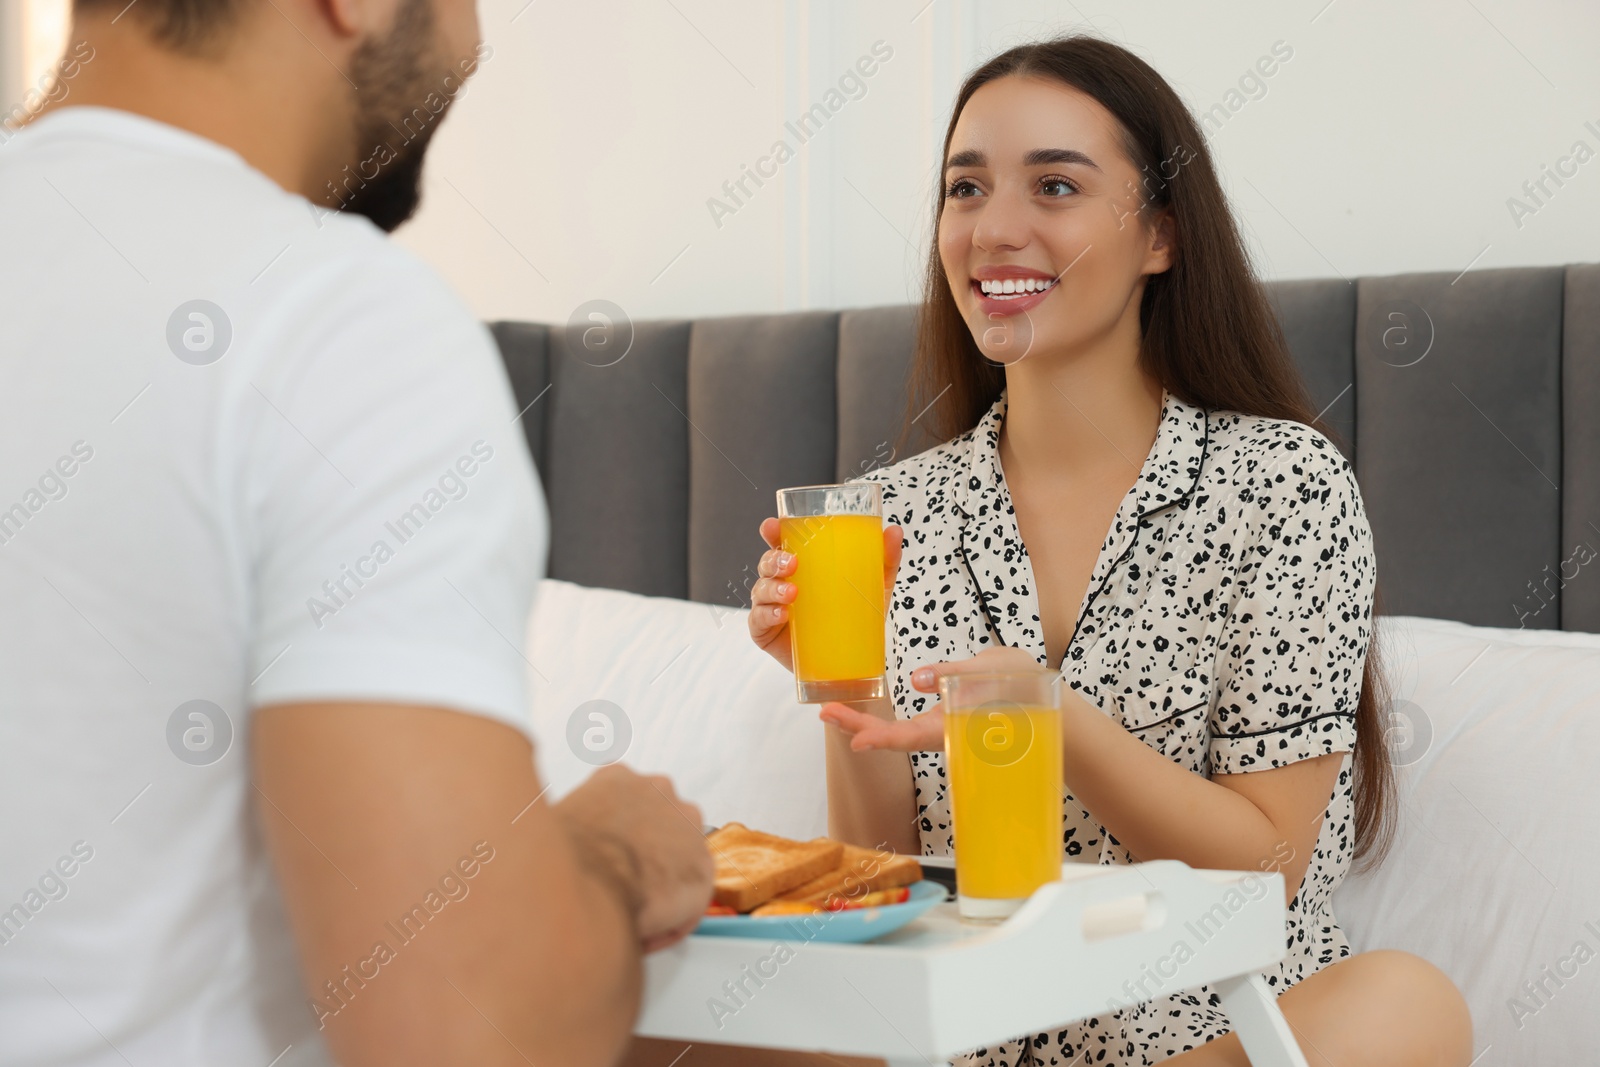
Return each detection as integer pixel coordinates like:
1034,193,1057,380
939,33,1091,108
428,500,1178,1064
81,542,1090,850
490,262,1600,634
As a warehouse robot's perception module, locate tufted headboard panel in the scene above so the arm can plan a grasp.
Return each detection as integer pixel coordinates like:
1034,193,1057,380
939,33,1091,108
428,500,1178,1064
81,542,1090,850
490,262,1600,633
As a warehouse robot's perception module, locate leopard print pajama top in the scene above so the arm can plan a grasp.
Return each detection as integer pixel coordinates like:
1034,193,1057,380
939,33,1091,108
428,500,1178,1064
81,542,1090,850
855,389,1375,1066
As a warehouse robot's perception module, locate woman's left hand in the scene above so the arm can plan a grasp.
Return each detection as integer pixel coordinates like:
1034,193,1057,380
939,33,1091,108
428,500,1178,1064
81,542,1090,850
818,646,1043,752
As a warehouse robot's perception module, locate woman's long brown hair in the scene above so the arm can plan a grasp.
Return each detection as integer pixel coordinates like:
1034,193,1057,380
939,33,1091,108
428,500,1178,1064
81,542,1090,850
904,36,1396,871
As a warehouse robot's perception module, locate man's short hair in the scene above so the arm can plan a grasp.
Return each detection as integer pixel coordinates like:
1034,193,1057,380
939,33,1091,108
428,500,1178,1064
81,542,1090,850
75,0,243,53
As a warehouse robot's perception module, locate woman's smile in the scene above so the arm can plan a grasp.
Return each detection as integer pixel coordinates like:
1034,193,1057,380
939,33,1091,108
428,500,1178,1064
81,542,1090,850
970,265,1060,317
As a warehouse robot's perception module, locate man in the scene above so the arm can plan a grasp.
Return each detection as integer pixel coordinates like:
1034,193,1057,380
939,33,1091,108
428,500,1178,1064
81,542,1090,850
0,2,713,1065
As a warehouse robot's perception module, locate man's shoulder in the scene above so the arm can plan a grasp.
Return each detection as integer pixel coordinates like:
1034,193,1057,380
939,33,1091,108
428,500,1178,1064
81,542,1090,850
206,196,493,388
259,213,469,324
8,108,469,341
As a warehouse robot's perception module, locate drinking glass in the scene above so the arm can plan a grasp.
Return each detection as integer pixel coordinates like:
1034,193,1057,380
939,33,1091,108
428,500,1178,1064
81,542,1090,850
776,483,887,703
940,669,1063,920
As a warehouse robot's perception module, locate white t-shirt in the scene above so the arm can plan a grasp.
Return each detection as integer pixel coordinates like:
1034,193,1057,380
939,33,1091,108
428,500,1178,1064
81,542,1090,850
0,107,547,1067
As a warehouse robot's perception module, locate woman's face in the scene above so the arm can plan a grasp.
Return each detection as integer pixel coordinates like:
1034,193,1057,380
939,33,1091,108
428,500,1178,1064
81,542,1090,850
938,75,1175,366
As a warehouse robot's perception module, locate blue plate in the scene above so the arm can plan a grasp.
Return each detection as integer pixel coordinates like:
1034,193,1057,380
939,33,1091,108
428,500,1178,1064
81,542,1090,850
695,880,948,943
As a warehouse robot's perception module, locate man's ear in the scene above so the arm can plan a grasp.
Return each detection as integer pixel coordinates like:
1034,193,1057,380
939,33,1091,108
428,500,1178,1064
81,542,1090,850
1144,207,1177,276
314,0,386,39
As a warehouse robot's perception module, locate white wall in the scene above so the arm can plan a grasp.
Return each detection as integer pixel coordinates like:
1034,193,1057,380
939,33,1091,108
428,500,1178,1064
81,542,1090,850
396,0,1600,327
1,0,68,106
10,0,1597,325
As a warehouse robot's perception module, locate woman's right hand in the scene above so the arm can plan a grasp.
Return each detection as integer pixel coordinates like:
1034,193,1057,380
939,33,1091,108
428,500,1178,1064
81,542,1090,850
748,516,905,674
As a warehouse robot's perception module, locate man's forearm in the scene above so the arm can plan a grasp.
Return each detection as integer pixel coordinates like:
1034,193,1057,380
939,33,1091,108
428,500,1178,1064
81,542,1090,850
252,704,649,1067
519,818,645,1067
324,806,646,1067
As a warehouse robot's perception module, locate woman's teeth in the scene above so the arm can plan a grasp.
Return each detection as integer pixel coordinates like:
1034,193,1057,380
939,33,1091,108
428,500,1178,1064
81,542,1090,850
978,277,1057,298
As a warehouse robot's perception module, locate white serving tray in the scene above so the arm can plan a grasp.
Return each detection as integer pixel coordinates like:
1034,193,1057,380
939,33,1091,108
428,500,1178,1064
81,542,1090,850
636,859,1310,1067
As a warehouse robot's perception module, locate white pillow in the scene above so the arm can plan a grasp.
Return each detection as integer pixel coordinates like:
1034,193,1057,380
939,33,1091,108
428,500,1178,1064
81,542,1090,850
1333,615,1600,1063
524,579,828,840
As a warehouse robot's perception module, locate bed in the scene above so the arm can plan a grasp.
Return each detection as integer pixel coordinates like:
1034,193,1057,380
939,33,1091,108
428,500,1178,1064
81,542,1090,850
491,262,1600,1063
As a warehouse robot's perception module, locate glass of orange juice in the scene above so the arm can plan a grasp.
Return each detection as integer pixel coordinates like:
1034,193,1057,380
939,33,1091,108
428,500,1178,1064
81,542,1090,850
776,483,887,704
940,669,1063,921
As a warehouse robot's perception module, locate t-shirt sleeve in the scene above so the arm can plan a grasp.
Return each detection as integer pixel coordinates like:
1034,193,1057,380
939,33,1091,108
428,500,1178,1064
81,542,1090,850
243,250,547,736
1208,440,1374,775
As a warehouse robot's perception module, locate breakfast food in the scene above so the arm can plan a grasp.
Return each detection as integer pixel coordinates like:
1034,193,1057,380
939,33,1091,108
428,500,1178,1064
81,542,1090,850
707,824,844,912
759,843,922,908
702,825,922,916
751,887,912,917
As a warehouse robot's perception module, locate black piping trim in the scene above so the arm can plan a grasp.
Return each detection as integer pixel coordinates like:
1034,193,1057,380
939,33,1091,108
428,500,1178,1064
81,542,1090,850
1124,698,1208,733
1063,534,1140,660
1064,410,1210,661
1214,708,1356,740
954,406,1212,663
956,518,1008,649
1135,408,1211,520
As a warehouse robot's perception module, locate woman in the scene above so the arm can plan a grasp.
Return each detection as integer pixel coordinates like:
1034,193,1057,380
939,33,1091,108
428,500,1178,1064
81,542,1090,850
744,36,1472,1067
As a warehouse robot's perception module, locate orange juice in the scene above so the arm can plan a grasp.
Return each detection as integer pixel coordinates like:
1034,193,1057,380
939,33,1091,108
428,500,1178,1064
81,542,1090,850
780,513,885,697
944,704,1063,907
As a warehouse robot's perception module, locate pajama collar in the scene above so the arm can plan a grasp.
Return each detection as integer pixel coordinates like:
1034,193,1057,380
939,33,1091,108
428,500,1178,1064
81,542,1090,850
951,387,1211,660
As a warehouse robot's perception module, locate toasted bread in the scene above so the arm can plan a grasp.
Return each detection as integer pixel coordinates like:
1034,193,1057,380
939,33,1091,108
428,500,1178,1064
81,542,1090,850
707,823,844,912
763,843,922,908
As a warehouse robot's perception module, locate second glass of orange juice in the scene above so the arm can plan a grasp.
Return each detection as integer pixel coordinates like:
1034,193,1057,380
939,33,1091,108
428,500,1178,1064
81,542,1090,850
940,669,1063,921
776,483,886,703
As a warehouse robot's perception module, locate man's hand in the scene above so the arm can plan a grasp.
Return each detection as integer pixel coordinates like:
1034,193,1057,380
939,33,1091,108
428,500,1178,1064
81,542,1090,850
552,765,714,952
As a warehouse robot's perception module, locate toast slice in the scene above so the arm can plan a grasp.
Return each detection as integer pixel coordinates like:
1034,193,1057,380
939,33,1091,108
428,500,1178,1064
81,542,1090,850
761,843,922,908
707,824,844,912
